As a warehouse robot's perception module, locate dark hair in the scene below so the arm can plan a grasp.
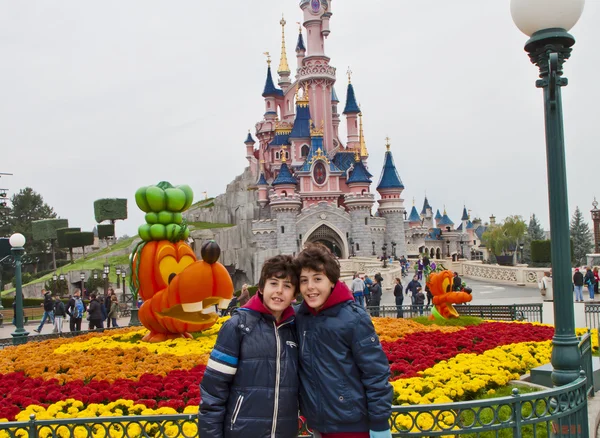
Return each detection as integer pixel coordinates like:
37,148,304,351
258,255,299,292
90,293,96,300
294,242,340,284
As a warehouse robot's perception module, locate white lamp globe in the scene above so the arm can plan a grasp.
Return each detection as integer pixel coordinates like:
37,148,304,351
9,233,26,248
511,0,585,36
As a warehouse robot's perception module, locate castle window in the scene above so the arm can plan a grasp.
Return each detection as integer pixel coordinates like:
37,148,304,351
301,145,309,157
275,152,280,160
356,243,360,251
281,226,285,234
365,218,368,225
285,151,290,160
268,101,271,109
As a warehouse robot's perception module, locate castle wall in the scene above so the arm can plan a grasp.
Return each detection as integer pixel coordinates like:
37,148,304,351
349,208,372,258
382,211,407,259
276,211,300,255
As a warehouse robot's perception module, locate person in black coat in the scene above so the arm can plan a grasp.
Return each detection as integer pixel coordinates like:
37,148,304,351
573,268,585,302
393,278,403,318
584,267,596,300
370,277,383,317
453,272,462,291
87,293,104,330
66,289,84,332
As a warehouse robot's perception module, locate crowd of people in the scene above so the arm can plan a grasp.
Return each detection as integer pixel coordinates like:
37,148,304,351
31,287,121,334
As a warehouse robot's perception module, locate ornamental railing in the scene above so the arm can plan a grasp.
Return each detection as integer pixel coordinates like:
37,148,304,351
366,304,543,322
578,331,595,397
0,376,589,437
584,303,600,329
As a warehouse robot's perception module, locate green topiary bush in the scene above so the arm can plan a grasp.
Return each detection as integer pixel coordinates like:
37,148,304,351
97,224,115,239
32,219,69,241
94,199,128,223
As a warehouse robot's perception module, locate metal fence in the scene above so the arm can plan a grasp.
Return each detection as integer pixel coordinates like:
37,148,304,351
584,303,600,330
0,376,589,437
366,304,544,323
579,331,595,397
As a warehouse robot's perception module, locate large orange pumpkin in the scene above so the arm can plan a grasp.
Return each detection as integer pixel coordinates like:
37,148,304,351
426,270,472,319
132,240,234,342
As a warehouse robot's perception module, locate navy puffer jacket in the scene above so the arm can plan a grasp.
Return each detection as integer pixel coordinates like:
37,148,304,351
296,281,392,434
199,297,299,438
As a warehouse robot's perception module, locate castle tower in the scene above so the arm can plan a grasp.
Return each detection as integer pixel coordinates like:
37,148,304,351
277,16,292,93
345,151,374,257
420,196,433,225
244,130,256,162
438,209,454,231
435,209,442,227
376,138,407,258
461,206,469,234
270,146,302,255
299,0,336,151
408,205,421,228
257,160,269,209
343,73,361,150
262,54,283,122
295,23,306,79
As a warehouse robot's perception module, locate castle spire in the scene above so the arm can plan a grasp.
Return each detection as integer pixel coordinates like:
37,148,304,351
343,68,360,114
262,52,283,98
278,15,290,75
295,22,306,52
358,108,368,157
377,138,404,190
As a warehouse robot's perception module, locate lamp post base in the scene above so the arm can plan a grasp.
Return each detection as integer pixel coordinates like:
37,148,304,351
11,329,29,346
128,308,141,327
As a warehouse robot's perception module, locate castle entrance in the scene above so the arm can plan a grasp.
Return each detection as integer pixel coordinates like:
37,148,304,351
305,224,345,258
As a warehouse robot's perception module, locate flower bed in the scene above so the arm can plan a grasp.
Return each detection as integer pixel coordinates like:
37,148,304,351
0,317,592,424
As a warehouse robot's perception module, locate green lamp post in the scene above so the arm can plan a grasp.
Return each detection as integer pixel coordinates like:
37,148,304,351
9,233,29,345
511,0,585,387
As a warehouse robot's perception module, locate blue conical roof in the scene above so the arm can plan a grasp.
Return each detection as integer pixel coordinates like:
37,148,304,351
466,220,474,229
439,213,454,227
245,132,255,144
269,132,291,147
461,207,469,221
435,209,442,220
408,206,420,222
272,163,297,186
331,87,339,103
347,160,372,184
290,103,311,138
377,149,404,190
421,197,432,215
257,173,268,186
343,83,360,114
262,65,284,98
296,31,306,52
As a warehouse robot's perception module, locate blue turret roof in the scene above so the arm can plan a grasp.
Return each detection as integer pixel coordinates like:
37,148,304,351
421,197,432,215
332,152,356,172
438,213,454,227
289,103,311,138
269,132,291,147
466,220,474,229
343,83,360,114
346,159,372,184
272,163,297,186
461,207,469,221
435,209,442,220
331,87,339,103
456,220,475,231
408,206,421,222
296,31,306,52
262,65,284,98
300,136,341,172
257,173,268,186
245,132,255,144
377,149,404,190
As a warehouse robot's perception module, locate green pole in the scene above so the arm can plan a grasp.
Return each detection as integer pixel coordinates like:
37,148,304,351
524,28,579,386
11,245,29,345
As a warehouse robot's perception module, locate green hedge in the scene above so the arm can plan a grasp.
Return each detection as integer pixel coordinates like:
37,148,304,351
531,239,574,264
94,199,128,223
32,219,69,241
57,228,81,249
65,231,95,249
97,224,115,239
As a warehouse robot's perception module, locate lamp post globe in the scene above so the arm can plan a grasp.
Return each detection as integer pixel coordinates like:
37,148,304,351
511,0,584,36
512,0,585,388
9,233,28,345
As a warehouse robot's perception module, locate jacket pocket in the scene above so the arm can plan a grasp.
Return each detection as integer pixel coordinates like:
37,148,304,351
230,394,244,431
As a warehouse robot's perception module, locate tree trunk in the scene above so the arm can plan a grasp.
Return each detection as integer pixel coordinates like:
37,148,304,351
51,239,57,271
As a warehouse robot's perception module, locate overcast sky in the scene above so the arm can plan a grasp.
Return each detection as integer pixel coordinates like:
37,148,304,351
2,1,599,239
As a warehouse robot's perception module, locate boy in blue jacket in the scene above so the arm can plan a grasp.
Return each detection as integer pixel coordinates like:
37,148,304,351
199,255,299,438
294,243,393,438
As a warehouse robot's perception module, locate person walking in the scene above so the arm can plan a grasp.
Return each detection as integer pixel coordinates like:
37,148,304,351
363,275,373,306
425,285,433,309
414,288,425,316
34,290,55,334
351,272,366,307
539,271,553,301
103,289,113,327
370,276,383,317
108,295,119,328
594,267,600,298
573,268,584,302
405,275,422,315
393,278,404,318
66,289,85,332
87,293,104,330
584,267,596,300
53,296,66,334
453,272,462,291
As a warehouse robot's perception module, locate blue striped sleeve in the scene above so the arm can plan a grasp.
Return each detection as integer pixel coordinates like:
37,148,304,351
210,348,239,366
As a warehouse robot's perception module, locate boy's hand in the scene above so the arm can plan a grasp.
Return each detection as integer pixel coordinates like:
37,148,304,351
370,430,392,438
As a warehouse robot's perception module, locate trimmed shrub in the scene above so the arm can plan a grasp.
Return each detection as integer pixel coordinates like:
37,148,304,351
56,228,81,249
31,219,69,241
64,232,95,249
531,239,574,264
94,199,128,223
97,224,115,239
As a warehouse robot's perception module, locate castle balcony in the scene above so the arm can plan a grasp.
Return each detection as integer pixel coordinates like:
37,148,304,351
297,59,336,82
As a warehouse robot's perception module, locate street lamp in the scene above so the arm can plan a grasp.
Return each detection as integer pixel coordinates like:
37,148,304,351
519,242,525,264
372,241,376,256
52,272,57,294
93,271,98,280
511,0,584,387
391,241,397,260
80,272,85,297
460,240,464,259
103,263,110,295
121,270,127,301
9,233,28,345
382,244,388,268
116,267,121,288
58,273,65,296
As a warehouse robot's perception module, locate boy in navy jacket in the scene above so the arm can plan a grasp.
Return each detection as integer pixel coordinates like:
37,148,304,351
199,255,299,438
294,243,393,438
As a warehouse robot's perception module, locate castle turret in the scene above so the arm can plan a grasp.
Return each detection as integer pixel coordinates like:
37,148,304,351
295,23,306,78
376,139,407,258
438,209,454,230
277,16,292,92
262,54,283,121
345,151,374,257
421,196,433,228
461,206,469,234
408,205,421,227
343,72,361,150
245,130,256,161
257,160,269,209
435,209,442,227
270,146,302,255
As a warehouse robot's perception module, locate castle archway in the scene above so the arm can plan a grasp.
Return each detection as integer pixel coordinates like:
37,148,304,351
303,223,348,259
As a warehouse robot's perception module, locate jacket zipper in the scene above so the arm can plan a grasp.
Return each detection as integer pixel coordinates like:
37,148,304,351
230,394,244,430
271,320,293,438
302,331,306,356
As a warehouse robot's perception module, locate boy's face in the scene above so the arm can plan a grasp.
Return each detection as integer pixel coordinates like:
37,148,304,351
299,268,334,311
262,276,295,318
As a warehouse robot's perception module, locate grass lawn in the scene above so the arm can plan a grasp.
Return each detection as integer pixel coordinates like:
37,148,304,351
187,221,233,229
